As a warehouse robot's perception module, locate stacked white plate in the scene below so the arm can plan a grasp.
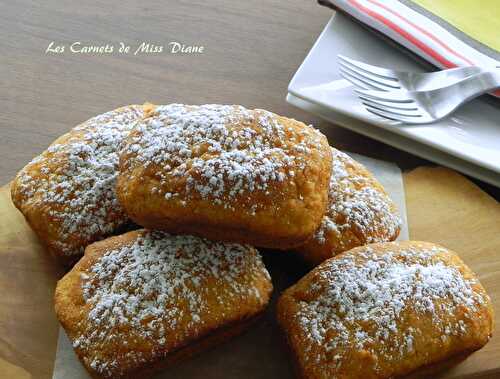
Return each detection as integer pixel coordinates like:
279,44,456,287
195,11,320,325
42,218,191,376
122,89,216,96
287,12,500,187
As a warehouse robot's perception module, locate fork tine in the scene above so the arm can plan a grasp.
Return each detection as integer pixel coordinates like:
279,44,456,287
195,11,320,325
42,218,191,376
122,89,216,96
338,60,401,90
339,69,372,90
339,67,388,91
361,100,422,117
338,55,400,81
364,104,423,123
354,88,414,103
356,94,418,111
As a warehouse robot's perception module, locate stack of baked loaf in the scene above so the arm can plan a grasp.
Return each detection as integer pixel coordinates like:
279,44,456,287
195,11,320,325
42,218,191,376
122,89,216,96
11,104,493,379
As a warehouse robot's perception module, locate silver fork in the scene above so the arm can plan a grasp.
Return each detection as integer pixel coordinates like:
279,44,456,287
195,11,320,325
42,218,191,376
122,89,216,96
338,56,500,124
338,55,482,92
351,71,500,124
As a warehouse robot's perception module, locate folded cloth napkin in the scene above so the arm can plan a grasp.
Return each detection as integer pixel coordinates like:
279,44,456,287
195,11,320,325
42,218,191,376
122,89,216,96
319,0,500,70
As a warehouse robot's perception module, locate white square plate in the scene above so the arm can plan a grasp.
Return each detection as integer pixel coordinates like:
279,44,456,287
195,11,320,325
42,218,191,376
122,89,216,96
287,13,500,187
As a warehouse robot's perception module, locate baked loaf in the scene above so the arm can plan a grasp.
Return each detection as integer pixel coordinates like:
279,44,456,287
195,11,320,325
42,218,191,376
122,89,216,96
55,229,272,379
297,148,401,265
116,104,332,249
277,241,493,379
11,105,145,264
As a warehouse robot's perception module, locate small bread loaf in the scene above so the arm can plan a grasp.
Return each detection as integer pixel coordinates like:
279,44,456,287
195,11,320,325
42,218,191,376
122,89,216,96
10,105,145,264
54,229,273,379
277,241,493,379
116,104,332,249
297,148,401,265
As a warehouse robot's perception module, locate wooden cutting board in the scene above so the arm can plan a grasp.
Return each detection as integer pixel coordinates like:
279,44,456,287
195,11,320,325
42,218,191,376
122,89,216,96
0,166,499,379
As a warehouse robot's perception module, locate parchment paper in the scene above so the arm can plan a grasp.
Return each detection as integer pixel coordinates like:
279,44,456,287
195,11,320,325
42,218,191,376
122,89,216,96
52,152,409,379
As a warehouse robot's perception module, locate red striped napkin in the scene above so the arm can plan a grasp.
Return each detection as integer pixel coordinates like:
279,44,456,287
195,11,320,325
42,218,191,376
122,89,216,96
319,0,500,88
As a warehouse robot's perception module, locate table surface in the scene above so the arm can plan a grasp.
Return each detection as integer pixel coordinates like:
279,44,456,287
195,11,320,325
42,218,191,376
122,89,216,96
1,0,498,199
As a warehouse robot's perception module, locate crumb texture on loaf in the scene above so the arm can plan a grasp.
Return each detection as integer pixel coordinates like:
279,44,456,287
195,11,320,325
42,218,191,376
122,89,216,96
117,104,332,248
55,229,273,379
298,148,401,265
11,105,144,260
278,241,493,379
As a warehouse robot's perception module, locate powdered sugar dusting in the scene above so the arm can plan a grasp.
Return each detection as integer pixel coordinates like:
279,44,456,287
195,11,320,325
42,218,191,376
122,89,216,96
73,230,270,377
120,104,327,210
314,149,400,246
15,106,143,256
294,244,487,370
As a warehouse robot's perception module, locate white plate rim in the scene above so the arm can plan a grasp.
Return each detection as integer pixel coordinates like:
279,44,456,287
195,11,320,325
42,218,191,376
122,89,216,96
287,13,500,179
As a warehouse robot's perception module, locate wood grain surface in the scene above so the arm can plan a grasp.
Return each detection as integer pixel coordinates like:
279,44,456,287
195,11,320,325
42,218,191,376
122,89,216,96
4,0,498,199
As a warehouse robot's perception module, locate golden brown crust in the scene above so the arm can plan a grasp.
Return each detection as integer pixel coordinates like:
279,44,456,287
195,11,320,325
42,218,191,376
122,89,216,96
10,105,145,265
296,148,401,266
116,104,332,249
111,312,264,379
54,229,273,378
277,241,494,379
